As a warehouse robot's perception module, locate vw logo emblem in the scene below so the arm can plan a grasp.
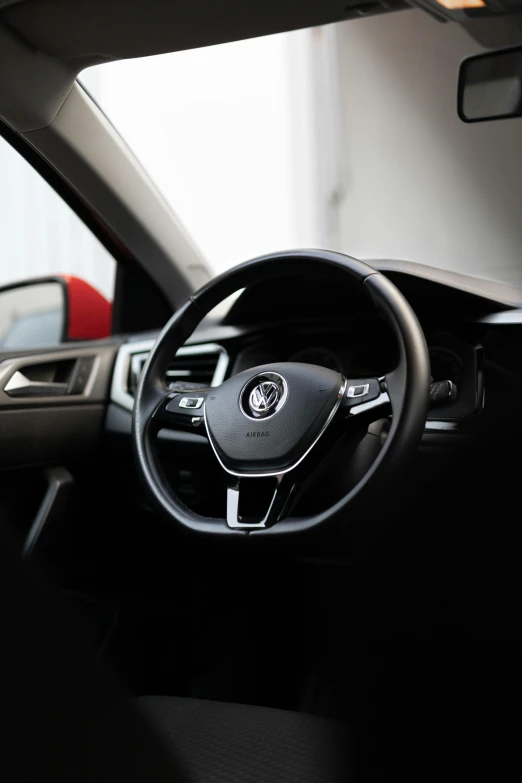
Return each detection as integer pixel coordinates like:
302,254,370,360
249,381,280,415
240,372,287,420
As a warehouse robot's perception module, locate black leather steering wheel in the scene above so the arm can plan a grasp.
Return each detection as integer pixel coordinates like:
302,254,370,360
133,250,430,536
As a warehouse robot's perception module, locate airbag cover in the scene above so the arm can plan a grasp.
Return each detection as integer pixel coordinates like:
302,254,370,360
205,362,342,474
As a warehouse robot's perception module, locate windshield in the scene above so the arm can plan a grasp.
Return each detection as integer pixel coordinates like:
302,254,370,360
82,10,522,289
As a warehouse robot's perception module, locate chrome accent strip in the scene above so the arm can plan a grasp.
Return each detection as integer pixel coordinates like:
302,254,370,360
226,482,244,529
110,340,229,412
476,310,522,325
205,376,347,480
213,349,230,386
347,383,370,398
348,390,390,415
5,371,31,393
166,369,192,377
226,474,295,530
179,397,204,409
424,420,460,432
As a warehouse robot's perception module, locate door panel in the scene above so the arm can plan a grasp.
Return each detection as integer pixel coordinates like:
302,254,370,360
0,341,118,467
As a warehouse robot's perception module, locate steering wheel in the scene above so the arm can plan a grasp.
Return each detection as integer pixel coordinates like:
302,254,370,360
133,250,430,536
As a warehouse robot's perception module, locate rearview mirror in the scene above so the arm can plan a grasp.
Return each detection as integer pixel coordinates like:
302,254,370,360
0,276,111,350
458,45,522,123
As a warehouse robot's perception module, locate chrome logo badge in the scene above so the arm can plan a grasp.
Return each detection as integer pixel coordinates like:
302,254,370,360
249,381,280,415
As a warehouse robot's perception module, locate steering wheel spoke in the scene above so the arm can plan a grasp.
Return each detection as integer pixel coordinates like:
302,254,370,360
226,473,299,530
152,389,210,433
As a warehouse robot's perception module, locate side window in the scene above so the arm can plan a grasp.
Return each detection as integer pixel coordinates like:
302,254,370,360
0,134,116,349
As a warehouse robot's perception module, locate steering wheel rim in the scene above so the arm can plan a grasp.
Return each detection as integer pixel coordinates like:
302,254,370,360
132,250,430,536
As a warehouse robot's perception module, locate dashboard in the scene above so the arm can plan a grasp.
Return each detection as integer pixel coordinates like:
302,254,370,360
101,256,522,520
230,326,483,422
107,258,522,444
108,320,484,430
1,262,518,478
1,259,521,527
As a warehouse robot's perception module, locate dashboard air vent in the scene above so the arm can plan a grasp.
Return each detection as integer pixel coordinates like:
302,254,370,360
127,344,228,397
166,352,218,387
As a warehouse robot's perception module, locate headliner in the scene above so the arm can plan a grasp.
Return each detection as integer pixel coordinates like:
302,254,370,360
2,0,522,133
1,0,372,65
2,0,522,69
0,0,522,72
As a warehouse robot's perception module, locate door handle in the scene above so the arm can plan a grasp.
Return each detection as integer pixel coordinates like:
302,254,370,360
4,371,69,397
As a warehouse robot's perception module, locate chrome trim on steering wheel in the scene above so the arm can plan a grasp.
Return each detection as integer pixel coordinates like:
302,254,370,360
226,475,298,530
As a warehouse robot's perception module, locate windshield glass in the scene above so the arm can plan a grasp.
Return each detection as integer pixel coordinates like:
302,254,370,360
82,10,522,289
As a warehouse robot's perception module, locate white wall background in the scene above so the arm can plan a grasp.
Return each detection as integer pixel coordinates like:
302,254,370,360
0,136,116,299
335,10,522,289
82,29,327,275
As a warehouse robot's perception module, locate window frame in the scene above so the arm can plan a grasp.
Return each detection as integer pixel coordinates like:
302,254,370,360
0,117,172,336
0,117,134,277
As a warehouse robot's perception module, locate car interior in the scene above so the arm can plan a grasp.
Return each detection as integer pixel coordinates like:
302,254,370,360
2,0,522,781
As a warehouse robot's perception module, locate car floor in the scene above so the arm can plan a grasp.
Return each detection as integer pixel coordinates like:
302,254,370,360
59,540,522,780
26,439,522,781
